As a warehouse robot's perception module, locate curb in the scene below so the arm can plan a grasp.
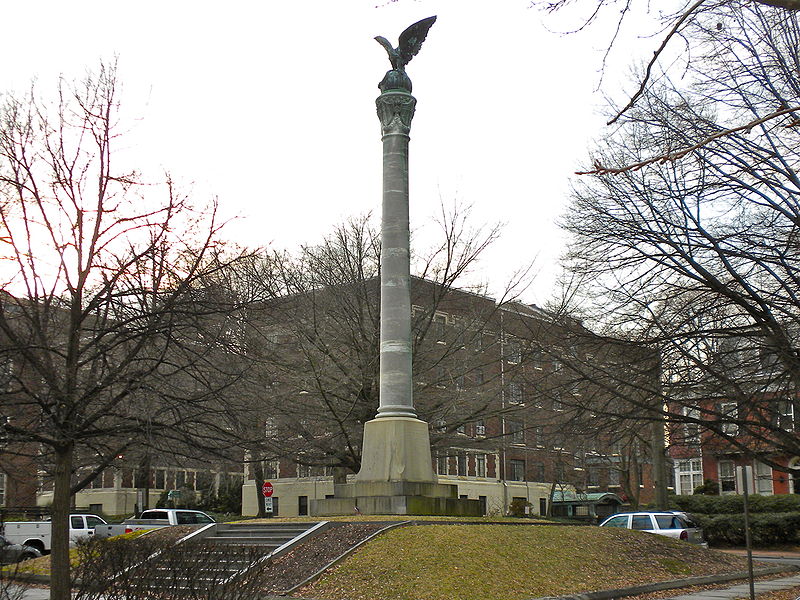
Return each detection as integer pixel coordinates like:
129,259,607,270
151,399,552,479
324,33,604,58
531,565,800,600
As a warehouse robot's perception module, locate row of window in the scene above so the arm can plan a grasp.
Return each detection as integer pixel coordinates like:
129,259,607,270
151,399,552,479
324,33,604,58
436,453,488,478
682,401,796,445
81,468,242,491
674,459,775,495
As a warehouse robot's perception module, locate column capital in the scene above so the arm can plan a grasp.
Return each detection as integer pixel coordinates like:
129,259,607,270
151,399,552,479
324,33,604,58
376,90,417,137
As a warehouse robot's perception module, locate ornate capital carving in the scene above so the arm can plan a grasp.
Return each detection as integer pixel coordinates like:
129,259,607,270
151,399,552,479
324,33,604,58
376,91,417,136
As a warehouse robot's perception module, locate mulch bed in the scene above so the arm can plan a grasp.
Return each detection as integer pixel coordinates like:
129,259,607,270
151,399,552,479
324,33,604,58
254,522,392,594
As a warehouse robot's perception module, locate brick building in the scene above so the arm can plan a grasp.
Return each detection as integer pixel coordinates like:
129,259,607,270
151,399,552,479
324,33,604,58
242,278,663,517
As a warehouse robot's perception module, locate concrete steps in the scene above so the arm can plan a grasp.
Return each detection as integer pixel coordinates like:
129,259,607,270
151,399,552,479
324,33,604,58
204,522,321,551
120,522,327,593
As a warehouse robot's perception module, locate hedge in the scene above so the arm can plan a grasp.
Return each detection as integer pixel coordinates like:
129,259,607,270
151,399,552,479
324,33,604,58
693,512,800,546
669,494,800,514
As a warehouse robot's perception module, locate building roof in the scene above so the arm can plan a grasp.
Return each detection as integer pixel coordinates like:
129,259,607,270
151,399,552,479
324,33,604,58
551,491,624,505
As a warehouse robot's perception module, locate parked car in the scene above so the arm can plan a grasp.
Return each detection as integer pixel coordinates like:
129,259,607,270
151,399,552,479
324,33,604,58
94,509,215,539
0,535,42,564
2,514,107,553
599,511,708,547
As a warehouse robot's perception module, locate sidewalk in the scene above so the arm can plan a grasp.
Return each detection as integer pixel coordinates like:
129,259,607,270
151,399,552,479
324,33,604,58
662,573,800,600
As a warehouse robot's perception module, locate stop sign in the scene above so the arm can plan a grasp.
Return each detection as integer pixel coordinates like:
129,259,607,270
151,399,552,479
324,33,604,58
262,481,274,498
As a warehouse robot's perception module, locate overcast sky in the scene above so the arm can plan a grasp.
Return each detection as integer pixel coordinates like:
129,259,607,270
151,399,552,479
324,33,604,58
0,1,660,303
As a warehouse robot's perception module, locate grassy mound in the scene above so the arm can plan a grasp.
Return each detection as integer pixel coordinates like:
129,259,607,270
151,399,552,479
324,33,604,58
302,524,751,600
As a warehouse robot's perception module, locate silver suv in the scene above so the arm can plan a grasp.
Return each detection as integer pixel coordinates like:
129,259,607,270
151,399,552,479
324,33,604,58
599,511,708,547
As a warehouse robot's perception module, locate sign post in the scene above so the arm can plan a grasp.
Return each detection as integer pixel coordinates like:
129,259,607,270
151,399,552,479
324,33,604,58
262,481,274,517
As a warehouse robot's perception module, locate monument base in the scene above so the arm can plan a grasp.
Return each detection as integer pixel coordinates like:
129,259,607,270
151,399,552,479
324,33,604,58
310,417,482,517
310,481,482,516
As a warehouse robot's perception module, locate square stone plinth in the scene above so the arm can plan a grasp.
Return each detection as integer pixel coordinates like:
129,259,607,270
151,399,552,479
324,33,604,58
356,416,436,483
310,481,482,517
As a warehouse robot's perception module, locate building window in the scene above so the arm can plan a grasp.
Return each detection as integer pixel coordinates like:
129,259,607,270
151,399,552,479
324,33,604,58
473,371,485,386
506,339,521,364
534,426,544,447
506,419,524,444
552,392,563,411
755,462,773,495
476,454,486,478
587,467,600,487
684,407,700,445
508,383,523,405
0,359,13,392
455,375,465,391
720,402,739,436
509,459,525,481
0,472,5,506
608,468,620,487
263,460,279,479
154,469,166,490
778,400,795,432
676,458,703,495
296,463,311,478
457,453,467,476
718,460,736,494
437,454,448,476
474,420,486,437
433,314,447,342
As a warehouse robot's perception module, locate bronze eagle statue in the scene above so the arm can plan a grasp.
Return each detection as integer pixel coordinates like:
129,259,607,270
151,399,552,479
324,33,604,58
375,16,437,73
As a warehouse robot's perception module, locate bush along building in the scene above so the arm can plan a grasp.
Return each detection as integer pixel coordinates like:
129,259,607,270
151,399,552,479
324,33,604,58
241,277,665,517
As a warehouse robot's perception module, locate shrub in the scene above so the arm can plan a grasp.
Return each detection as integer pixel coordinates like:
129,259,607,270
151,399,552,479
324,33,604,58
508,498,532,518
694,512,800,546
692,479,719,495
669,493,800,514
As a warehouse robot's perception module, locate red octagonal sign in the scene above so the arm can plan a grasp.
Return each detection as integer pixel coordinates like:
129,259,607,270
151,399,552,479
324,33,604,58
262,481,274,498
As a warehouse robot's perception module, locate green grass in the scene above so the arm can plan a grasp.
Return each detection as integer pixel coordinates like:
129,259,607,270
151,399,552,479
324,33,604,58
302,525,751,600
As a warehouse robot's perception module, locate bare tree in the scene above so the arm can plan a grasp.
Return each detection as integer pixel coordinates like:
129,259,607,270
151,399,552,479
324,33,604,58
559,4,800,473
538,0,800,131
0,63,255,600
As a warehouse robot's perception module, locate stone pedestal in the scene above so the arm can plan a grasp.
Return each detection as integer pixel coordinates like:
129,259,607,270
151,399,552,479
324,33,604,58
311,417,481,516
357,417,436,482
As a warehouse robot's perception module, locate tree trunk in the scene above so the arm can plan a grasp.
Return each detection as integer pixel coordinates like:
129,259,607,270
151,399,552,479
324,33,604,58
251,455,266,518
651,420,669,509
50,444,74,600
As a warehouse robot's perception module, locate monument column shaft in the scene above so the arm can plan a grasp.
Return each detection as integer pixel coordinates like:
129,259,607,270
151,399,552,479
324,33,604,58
377,90,416,419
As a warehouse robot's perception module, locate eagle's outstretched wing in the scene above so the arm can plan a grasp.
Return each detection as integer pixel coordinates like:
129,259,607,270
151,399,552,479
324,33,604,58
397,16,437,67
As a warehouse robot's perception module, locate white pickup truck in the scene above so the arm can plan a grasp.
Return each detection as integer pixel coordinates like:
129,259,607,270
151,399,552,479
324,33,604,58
93,509,215,539
2,514,107,553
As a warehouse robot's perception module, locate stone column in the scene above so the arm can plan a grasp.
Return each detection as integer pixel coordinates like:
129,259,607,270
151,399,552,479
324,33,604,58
376,89,416,419
354,83,435,484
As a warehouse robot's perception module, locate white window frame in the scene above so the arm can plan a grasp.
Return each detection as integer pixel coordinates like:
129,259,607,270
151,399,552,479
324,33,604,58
508,383,523,405
684,407,700,445
718,460,736,494
720,402,739,436
675,458,703,495
778,400,795,432
475,454,486,478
